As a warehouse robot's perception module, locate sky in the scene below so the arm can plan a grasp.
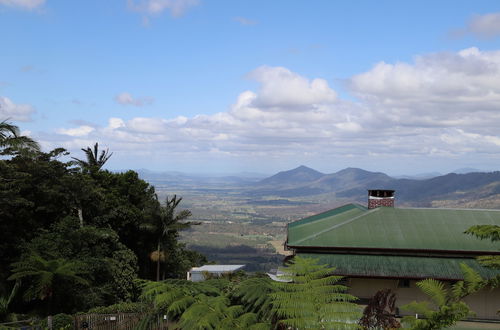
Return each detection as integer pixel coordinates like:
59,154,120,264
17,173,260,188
2,0,500,175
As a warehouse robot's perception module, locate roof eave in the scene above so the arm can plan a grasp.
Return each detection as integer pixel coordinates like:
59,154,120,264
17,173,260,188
286,245,500,256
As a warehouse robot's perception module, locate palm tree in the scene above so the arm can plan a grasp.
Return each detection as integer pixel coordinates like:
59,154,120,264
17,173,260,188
145,195,200,281
8,255,88,315
71,142,112,174
0,120,40,153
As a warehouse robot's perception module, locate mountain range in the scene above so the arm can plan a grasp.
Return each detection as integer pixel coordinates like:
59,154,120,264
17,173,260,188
249,166,500,207
137,166,500,208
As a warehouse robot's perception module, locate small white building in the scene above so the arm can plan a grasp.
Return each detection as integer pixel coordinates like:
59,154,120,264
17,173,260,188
187,265,245,282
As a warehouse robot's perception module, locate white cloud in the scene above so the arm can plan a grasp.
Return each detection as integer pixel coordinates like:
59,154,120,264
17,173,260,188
108,117,126,129
0,0,45,10
0,96,35,121
57,125,95,137
247,66,337,109
127,0,199,17
49,56,500,173
114,92,153,106
349,47,500,132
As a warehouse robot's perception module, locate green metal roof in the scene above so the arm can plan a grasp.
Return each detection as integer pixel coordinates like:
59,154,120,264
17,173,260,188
287,205,500,253
298,253,500,280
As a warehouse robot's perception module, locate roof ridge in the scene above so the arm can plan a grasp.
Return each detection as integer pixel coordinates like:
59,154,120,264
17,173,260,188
290,203,366,228
293,207,380,245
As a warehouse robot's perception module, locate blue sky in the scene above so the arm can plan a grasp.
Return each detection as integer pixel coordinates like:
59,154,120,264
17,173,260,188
2,0,500,175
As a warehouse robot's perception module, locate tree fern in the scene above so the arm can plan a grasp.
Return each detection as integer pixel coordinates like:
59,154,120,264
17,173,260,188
178,294,268,330
231,276,274,320
270,256,361,329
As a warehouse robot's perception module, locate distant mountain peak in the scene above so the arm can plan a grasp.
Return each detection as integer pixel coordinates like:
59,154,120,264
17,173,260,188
259,165,324,185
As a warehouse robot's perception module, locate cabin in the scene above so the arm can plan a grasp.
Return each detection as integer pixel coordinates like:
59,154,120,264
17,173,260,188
285,190,500,320
187,264,245,282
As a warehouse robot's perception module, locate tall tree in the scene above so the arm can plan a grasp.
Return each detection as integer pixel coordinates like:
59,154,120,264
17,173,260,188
71,142,112,174
144,195,201,281
0,148,74,285
0,120,39,153
270,256,361,329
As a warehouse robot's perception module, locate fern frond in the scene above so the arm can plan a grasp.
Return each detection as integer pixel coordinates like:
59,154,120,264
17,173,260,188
477,255,500,269
464,225,500,241
459,263,485,295
400,301,432,316
416,279,447,306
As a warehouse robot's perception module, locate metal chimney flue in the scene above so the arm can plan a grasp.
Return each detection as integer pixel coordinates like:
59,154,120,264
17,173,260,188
368,189,395,209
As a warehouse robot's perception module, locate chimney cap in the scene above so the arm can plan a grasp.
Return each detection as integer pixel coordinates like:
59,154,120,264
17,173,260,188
368,189,395,198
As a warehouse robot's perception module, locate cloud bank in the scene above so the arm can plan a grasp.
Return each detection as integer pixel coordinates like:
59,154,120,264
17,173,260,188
49,48,500,172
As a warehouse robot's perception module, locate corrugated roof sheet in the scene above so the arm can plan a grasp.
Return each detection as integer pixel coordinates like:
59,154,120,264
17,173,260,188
298,253,500,280
287,205,500,253
190,265,245,272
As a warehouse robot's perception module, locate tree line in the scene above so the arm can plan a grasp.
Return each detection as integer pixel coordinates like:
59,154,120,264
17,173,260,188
0,120,205,320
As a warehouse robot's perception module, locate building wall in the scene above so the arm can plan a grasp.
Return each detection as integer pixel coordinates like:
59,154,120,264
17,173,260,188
348,278,500,320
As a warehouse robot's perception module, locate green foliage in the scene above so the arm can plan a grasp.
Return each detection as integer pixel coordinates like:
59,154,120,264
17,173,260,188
0,282,19,322
8,255,88,315
71,142,112,174
401,264,486,330
136,278,269,330
465,225,500,242
0,148,76,279
39,313,74,330
178,294,267,330
475,255,500,270
231,276,274,320
0,120,40,154
140,279,223,319
22,219,140,310
270,256,361,329
86,301,147,314
464,224,500,273
0,128,207,318
143,194,201,280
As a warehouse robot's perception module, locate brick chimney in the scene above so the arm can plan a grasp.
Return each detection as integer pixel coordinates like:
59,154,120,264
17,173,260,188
368,189,395,209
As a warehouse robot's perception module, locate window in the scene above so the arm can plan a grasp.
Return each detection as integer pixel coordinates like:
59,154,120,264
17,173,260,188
398,279,410,288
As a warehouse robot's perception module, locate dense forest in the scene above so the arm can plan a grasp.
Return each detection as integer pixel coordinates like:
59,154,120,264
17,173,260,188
0,121,205,320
